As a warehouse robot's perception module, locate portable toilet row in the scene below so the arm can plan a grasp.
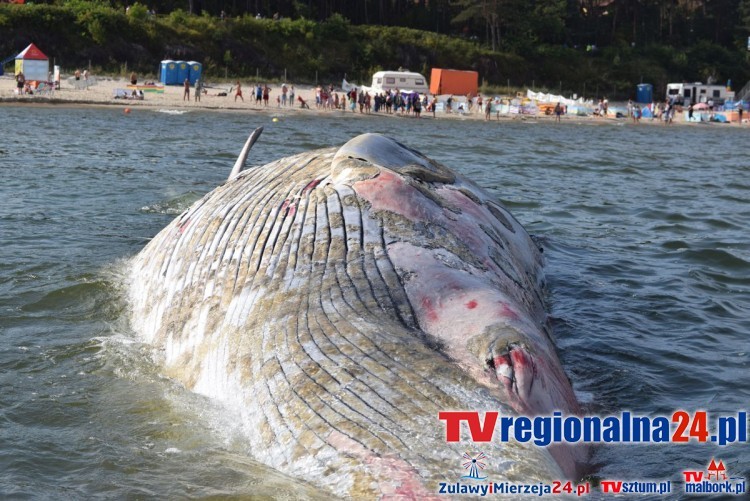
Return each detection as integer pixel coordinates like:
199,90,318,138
160,60,202,85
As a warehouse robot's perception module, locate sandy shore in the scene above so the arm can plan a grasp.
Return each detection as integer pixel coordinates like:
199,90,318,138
1,74,744,127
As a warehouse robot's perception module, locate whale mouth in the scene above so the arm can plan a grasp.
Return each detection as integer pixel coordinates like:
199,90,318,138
489,344,534,408
489,344,587,479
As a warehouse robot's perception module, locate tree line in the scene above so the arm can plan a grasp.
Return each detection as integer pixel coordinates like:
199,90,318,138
2,1,749,97
48,0,748,53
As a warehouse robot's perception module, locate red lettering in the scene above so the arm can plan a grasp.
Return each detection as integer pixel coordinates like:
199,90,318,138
672,410,690,442
438,411,498,442
690,411,709,442
683,471,704,482
601,481,623,493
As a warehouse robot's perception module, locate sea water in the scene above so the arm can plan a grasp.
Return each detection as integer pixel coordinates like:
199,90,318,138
1,106,748,497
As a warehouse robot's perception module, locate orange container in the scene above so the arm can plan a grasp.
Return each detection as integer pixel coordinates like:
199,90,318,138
430,69,479,96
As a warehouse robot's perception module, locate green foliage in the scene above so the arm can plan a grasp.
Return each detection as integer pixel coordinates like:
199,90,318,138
127,3,149,21
168,9,189,25
320,13,350,41
0,0,748,96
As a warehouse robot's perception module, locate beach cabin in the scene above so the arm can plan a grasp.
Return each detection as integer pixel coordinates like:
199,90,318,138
370,70,429,94
15,43,49,82
666,82,734,106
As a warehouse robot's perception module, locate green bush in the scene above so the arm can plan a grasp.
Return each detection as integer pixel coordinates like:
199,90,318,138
127,3,149,21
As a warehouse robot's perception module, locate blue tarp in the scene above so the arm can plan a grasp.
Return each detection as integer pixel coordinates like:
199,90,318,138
0,53,19,76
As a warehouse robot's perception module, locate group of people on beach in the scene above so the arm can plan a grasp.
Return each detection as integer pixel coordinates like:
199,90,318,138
13,71,46,95
231,82,295,106
308,84,433,117
182,77,206,102
128,75,748,125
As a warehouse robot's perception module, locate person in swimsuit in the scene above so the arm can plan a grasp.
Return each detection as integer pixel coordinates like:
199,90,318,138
16,71,25,94
235,81,244,102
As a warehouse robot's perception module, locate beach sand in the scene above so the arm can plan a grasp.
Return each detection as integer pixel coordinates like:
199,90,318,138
1,74,743,127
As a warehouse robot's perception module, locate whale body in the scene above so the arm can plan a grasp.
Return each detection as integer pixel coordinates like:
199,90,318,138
129,133,584,498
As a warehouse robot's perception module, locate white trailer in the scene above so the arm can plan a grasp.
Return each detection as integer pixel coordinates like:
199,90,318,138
666,82,735,106
370,70,429,94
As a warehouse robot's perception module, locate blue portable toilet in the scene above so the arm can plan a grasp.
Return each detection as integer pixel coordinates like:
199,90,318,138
160,59,178,85
636,83,653,104
187,61,202,85
175,60,189,84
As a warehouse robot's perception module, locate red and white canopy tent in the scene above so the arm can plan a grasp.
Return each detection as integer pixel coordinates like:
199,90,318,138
15,43,49,81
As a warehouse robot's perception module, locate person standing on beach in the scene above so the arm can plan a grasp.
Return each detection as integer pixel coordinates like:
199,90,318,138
289,85,295,105
554,101,563,122
255,84,262,105
194,78,202,102
738,105,744,125
664,100,672,125
183,78,190,101
15,71,25,95
262,84,270,106
235,81,244,102
485,98,492,121
130,72,137,85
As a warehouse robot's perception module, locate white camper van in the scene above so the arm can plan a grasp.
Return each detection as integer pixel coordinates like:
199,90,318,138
370,70,429,94
666,82,734,106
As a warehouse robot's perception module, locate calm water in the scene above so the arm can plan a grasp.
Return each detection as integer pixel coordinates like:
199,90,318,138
1,106,748,498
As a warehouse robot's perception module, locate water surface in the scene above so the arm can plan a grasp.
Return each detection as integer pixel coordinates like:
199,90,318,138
1,106,748,497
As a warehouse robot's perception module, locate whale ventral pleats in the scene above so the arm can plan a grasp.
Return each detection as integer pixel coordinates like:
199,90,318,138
130,132,585,495
331,133,456,184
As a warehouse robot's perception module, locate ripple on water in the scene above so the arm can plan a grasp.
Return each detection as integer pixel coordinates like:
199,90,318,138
1,108,749,494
